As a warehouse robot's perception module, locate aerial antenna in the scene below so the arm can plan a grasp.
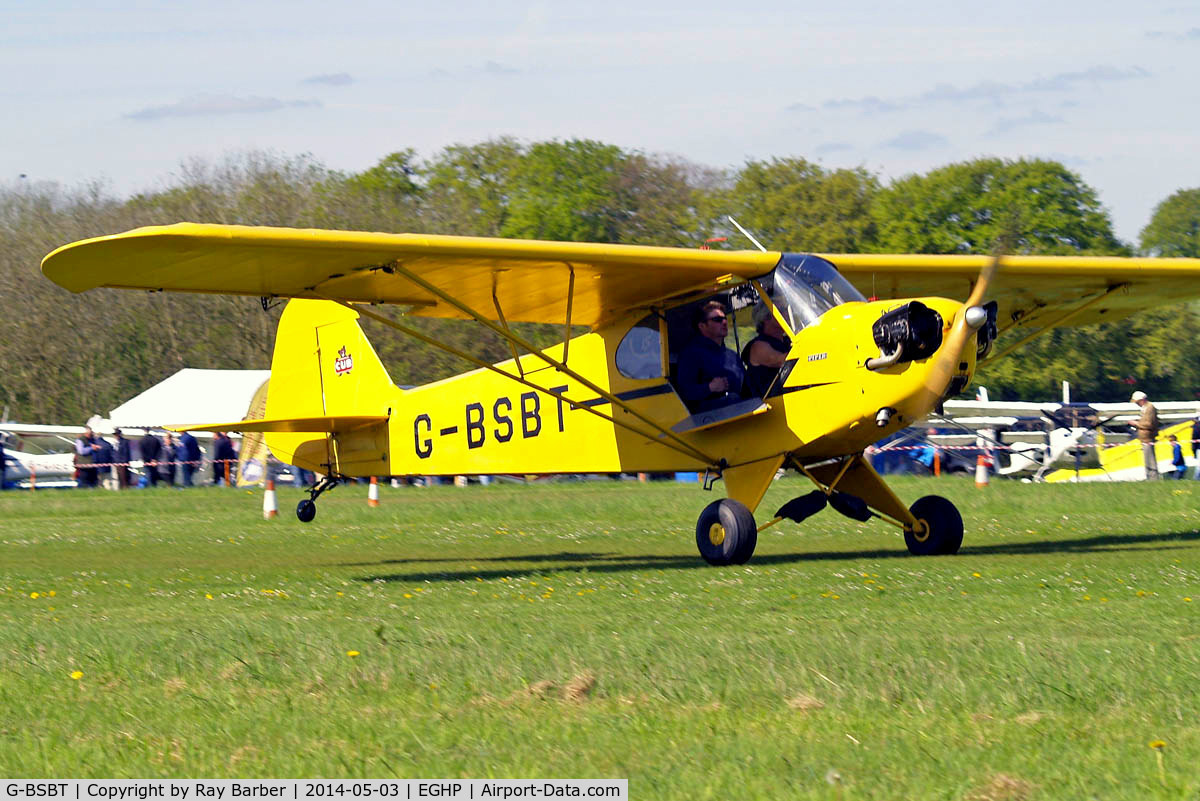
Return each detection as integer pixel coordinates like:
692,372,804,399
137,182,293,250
726,216,767,253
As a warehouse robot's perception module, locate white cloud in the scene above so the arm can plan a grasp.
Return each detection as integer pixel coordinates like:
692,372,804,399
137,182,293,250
125,94,322,120
302,73,354,86
881,130,949,151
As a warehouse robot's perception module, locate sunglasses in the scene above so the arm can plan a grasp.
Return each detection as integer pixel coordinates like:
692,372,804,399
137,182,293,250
706,315,727,323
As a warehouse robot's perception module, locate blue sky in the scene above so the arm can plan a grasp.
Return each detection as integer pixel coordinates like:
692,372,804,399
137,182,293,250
4,0,1197,244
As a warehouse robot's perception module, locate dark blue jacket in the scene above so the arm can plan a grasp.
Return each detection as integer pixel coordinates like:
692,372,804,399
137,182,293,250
179,432,202,464
676,336,744,412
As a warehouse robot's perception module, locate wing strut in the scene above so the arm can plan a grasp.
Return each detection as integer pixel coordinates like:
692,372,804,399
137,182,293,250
990,283,1128,362
332,299,720,467
491,276,525,379
373,260,722,465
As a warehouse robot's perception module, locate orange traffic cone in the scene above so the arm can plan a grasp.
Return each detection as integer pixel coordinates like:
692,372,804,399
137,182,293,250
263,478,278,519
974,455,990,489
368,476,380,507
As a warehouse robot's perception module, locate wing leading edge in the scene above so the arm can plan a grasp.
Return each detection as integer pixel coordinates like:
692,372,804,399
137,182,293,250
42,223,780,328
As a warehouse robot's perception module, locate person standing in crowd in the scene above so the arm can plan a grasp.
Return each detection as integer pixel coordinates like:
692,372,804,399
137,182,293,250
93,434,115,488
139,430,163,487
178,430,202,487
113,429,133,489
212,431,237,485
1191,413,1200,480
1131,391,1160,480
74,427,98,488
162,434,178,486
1169,434,1187,479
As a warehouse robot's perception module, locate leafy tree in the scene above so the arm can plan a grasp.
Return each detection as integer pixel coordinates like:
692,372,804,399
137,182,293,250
870,158,1127,256
421,138,525,237
1140,188,1200,257
715,158,880,252
501,140,628,242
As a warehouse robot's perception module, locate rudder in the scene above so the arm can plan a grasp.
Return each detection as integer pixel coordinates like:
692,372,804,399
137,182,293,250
265,299,394,474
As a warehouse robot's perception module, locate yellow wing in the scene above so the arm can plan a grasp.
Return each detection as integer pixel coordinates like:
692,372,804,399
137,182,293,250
41,223,779,328
826,253,1200,337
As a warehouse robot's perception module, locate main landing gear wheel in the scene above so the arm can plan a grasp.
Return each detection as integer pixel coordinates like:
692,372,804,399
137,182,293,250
296,499,317,523
904,495,963,556
695,498,757,566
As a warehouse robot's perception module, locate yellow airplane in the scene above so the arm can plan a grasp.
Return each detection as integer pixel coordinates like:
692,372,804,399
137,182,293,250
40,224,1200,564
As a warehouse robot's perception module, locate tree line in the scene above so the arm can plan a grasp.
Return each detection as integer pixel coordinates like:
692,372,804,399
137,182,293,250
2,139,1198,424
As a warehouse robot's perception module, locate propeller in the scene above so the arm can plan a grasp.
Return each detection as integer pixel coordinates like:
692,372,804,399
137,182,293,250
919,253,1002,409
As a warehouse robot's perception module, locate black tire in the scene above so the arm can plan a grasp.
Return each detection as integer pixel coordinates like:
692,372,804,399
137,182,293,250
904,495,963,555
695,498,757,566
296,499,317,523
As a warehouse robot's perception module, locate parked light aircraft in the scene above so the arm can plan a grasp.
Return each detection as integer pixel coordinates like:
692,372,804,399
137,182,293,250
918,384,1198,479
0,422,85,487
40,224,1200,564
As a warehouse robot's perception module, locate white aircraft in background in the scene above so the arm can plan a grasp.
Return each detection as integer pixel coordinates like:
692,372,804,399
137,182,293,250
0,421,86,488
883,383,1198,480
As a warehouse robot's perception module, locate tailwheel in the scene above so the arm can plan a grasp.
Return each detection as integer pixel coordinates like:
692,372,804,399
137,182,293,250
695,498,757,566
904,495,963,555
295,474,340,524
296,499,317,523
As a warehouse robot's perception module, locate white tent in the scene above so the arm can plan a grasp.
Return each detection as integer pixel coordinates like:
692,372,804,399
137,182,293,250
90,368,270,433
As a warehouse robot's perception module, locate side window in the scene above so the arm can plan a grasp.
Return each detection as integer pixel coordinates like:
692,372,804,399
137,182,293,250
615,314,664,379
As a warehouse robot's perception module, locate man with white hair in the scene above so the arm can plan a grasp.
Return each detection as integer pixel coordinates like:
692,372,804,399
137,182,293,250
1131,390,1160,480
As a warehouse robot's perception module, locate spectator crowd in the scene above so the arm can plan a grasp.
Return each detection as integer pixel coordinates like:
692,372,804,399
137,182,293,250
71,427,239,488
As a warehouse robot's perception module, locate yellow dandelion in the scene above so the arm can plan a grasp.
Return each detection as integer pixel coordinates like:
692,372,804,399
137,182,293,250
205,593,213,600
29,592,39,599
346,650,360,658
971,572,981,578
48,591,56,597
69,671,83,680
1184,597,1192,603
429,682,438,690
336,591,344,597
1137,590,1148,597
1083,596,1091,601
403,593,413,599
1149,739,1166,750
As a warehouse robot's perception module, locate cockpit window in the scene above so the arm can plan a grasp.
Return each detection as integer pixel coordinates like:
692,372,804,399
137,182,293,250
766,254,865,334
615,313,664,379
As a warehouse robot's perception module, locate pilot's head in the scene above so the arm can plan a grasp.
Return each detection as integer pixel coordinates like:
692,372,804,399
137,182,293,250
695,300,729,343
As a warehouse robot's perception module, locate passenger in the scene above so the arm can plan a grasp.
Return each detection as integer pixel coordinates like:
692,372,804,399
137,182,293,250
676,300,744,413
742,303,792,398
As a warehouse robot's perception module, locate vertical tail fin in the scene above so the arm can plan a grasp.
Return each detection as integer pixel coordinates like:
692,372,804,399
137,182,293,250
265,299,394,474
266,299,394,420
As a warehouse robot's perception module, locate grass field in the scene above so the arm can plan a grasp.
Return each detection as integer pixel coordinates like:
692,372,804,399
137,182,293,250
1,476,1198,799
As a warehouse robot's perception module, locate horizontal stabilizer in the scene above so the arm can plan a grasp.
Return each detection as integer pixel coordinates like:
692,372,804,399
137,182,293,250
170,415,389,434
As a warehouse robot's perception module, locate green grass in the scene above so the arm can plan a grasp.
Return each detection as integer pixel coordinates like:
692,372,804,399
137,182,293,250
1,477,1198,799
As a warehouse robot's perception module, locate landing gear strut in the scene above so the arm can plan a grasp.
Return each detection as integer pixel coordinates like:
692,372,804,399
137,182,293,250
296,475,340,523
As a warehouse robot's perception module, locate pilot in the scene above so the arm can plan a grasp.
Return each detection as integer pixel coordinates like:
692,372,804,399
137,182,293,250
742,303,792,397
676,300,744,412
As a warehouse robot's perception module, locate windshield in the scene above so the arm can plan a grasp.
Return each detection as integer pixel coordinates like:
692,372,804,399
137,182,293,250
767,254,865,333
